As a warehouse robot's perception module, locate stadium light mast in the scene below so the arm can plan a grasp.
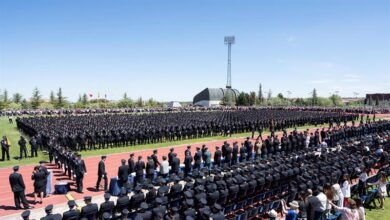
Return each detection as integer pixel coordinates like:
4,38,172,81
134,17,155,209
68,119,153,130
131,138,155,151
224,36,235,89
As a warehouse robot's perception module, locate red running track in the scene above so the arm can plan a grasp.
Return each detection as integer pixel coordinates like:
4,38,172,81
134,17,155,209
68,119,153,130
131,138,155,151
0,120,379,218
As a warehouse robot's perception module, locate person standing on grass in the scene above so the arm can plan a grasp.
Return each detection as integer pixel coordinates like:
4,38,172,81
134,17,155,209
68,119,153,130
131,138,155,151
18,136,28,159
367,171,387,210
1,136,10,161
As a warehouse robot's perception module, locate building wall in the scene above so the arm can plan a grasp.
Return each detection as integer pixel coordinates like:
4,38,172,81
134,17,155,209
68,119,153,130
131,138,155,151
194,100,221,107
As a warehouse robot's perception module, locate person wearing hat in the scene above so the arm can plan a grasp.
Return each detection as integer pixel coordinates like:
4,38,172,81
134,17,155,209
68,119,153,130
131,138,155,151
41,204,62,220
117,209,129,220
102,212,111,220
62,200,80,220
185,145,192,158
9,166,32,210
152,198,167,218
211,203,224,220
267,209,278,220
130,185,145,210
116,188,130,213
232,142,239,165
203,147,211,169
169,176,183,201
18,136,28,159
193,147,202,170
166,206,180,220
81,196,98,220
281,199,299,220
135,202,152,220
1,136,10,161
75,154,87,193
96,156,108,191
117,159,129,189
21,210,30,220
145,184,157,205
134,156,145,187
184,151,193,177
99,193,115,218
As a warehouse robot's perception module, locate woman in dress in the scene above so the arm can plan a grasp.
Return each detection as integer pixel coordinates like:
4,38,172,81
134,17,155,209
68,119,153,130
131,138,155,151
32,166,45,204
367,171,387,210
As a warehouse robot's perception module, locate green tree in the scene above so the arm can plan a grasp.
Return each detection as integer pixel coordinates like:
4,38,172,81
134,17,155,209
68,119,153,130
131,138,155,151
12,93,23,103
118,93,134,108
277,93,284,99
258,83,264,103
21,99,29,109
329,94,342,106
3,89,9,103
137,97,144,107
82,93,88,106
56,87,66,108
312,88,318,106
249,91,257,106
267,89,272,100
30,87,42,109
49,90,56,105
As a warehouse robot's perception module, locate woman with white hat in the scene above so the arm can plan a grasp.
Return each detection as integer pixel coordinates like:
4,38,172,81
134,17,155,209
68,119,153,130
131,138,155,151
281,199,300,220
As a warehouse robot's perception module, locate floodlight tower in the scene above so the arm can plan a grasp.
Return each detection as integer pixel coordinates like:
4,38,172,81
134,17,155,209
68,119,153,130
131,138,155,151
224,36,235,89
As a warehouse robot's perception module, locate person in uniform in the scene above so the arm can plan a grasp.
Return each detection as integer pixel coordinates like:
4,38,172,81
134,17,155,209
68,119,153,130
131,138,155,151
75,154,87,193
99,193,115,218
134,156,145,187
18,136,28,159
81,196,98,220
62,200,80,220
171,153,180,175
214,146,222,167
184,151,193,176
117,159,129,189
41,204,61,220
21,210,30,220
146,156,155,181
96,156,108,191
194,147,202,170
29,137,38,157
128,153,135,174
151,149,160,169
1,136,10,161
9,166,31,209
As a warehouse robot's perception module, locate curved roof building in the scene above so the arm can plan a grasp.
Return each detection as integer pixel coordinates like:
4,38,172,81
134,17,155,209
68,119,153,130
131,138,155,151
193,88,239,107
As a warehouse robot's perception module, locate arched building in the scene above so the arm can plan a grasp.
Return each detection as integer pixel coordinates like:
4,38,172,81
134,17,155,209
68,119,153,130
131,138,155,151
193,88,239,107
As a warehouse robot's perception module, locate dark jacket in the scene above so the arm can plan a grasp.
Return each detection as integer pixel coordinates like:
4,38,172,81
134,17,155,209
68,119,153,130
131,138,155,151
117,165,129,182
97,160,106,176
62,209,80,220
81,203,98,220
9,172,25,192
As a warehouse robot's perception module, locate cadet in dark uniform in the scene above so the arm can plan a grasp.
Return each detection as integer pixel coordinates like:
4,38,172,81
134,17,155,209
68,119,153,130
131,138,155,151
99,193,115,218
29,137,38,157
184,151,193,176
128,153,135,174
146,156,155,181
21,210,30,220
135,202,152,220
96,156,108,191
214,146,222,167
194,147,202,170
18,136,28,159
62,200,80,220
171,153,180,175
1,136,10,161
9,166,31,209
117,159,129,189
134,156,145,186
151,149,160,169
75,154,87,193
81,196,98,220
41,204,61,220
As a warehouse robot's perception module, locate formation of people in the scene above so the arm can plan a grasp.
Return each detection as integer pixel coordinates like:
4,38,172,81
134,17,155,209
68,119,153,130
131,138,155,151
9,119,390,220
15,109,357,153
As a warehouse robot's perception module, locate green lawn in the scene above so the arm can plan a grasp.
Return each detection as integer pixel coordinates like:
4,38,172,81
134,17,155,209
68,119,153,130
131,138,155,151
365,197,390,220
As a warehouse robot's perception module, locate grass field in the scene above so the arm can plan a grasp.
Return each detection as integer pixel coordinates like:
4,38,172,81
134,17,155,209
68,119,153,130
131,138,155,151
365,198,390,220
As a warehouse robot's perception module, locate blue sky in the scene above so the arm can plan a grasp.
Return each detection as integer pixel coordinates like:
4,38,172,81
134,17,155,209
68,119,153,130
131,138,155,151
0,0,389,102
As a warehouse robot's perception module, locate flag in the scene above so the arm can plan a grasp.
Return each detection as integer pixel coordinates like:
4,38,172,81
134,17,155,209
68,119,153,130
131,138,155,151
6,137,11,146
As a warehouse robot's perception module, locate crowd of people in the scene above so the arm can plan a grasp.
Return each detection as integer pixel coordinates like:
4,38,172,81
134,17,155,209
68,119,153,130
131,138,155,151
15,109,357,153
9,118,390,220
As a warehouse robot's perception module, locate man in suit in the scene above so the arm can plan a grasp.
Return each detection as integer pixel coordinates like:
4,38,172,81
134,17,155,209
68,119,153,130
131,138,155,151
146,156,155,181
41,204,61,220
117,159,129,189
168,148,174,166
99,193,115,218
134,156,145,186
128,153,135,174
29,137,38,157
214,146,222,167
194,147,202,170
1,136,10,161
81,196,99,220
9,166,32,209
62,200,80,220
75,154,87,193
184,151,193,176
171,153,180,175
18,136,28,159
96,156,108,191
151,149,160,169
